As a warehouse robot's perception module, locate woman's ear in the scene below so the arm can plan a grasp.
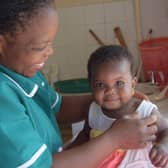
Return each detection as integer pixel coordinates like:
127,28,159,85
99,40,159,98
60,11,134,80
0,35,6,56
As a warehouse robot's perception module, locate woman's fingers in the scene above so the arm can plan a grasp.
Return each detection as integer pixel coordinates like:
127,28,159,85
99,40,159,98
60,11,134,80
146,125,158,135
111,115,158,149
137,115,158,144
142,114,157,126
146,135,157,142
142,115,158,142
142,115,158,139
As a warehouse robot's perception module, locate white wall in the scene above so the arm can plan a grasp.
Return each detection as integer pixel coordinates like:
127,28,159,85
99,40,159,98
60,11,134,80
45,0,168,81
141,0,168,39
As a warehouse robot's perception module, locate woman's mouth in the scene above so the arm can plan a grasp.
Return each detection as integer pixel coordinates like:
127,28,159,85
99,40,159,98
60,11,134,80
34,62,45,68
32,62,45,71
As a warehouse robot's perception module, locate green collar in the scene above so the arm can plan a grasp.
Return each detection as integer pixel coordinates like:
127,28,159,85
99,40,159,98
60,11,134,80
0,64,39,97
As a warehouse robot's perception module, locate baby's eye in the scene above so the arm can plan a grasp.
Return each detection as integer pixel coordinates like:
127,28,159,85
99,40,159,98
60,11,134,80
95,82,106,89
115,81,125,88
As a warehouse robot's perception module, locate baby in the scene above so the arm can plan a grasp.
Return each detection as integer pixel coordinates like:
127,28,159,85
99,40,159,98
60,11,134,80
73,45,168,167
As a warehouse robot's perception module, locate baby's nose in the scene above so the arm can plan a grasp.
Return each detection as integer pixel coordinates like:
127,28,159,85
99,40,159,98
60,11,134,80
105,86,117,94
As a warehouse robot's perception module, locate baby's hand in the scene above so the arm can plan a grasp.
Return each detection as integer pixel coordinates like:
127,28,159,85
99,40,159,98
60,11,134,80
150,144,168,167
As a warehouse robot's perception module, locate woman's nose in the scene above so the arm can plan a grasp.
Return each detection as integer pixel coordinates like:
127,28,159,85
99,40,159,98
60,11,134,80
45,45,54,57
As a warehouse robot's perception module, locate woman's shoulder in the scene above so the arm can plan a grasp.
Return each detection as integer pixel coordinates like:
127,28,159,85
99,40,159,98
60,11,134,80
0,72,17,92
0,72,29,106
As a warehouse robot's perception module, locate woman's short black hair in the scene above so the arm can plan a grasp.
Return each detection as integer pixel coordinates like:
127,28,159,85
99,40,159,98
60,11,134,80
0,0,54,35
87,45,134,83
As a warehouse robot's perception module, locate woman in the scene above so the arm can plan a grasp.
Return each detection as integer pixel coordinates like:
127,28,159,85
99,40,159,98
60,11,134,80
0,1,157,167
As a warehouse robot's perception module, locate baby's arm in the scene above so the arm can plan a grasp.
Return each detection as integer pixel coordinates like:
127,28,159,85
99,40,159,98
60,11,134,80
150,109,168,167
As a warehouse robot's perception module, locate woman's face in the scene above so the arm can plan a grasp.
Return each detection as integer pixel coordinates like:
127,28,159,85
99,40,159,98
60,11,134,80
91,60,136,110
0,7,58,77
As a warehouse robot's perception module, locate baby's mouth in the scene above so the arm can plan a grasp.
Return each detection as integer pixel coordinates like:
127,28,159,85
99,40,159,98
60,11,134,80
104,96,119,102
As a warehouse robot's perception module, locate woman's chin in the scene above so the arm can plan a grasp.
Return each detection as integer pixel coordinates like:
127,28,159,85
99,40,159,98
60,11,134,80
23,69,38,77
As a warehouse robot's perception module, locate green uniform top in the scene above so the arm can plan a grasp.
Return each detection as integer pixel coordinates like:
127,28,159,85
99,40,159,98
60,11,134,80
0,65,63,168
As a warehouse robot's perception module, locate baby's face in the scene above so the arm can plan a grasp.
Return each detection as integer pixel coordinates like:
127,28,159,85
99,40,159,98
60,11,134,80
91,60,136,111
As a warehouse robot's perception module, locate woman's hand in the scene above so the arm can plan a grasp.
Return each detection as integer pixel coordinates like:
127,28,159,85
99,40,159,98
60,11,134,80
52,115,157,168
107,114,158,150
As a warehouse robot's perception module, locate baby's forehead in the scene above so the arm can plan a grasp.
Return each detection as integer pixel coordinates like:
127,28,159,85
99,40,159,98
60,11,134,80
96,58,131,69
93,60,132,77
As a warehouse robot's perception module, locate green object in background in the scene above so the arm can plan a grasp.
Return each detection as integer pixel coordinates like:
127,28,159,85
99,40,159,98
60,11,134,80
54,78,91,93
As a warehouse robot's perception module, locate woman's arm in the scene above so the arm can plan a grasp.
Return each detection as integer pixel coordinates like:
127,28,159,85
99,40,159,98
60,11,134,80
52,115,157,168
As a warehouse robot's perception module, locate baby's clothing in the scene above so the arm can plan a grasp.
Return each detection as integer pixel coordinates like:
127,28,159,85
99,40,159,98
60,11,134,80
89,100,158,168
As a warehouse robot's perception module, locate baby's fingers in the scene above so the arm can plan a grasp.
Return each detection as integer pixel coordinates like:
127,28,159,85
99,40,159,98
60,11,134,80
156,157,168,167
150,148,157,161
150,146,168,167
152,153,163,166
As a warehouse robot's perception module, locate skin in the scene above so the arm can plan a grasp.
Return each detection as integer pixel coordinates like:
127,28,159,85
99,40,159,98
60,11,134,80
92,60,137,118
54,115,158,168
0,6,160,168
0,7,58,77
149,110,168,167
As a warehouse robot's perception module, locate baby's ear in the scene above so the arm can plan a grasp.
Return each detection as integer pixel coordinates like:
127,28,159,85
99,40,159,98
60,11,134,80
132,76,137,88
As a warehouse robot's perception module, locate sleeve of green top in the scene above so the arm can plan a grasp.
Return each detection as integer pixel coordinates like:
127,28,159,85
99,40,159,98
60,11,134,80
39,72,62,114
0,84,52,168
48,85,62,113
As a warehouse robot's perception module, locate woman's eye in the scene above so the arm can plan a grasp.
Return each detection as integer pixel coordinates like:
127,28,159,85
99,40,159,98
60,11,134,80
115,81,125,88
31,46,46,52
95,82,105,89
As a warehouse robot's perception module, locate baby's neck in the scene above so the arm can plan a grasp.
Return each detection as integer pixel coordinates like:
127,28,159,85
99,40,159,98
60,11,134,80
102,98,141,119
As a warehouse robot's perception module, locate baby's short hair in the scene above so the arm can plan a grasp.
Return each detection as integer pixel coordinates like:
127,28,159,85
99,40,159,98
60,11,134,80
87,45,134,83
